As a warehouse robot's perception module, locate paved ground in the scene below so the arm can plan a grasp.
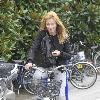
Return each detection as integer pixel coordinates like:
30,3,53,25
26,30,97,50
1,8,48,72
68,75,100,100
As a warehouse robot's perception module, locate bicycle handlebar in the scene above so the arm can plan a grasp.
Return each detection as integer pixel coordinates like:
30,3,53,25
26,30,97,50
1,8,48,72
31,64,66,73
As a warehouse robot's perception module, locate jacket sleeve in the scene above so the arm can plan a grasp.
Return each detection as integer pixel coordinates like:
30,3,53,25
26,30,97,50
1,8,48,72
27,31,44,63
61,40,71,60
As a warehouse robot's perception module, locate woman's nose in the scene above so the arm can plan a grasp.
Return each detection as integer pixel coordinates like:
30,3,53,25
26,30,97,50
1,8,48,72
49,25,54,29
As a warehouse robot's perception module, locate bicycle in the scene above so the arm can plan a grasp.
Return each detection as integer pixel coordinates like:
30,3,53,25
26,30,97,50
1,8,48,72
21,58,97,99
80,41,100,68
0,60,17,100
73,41,100,69
11,54,97,99
90,45,100,68
67,61,97,89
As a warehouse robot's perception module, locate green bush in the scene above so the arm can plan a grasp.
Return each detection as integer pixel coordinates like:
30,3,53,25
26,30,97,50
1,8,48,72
0,0,100,61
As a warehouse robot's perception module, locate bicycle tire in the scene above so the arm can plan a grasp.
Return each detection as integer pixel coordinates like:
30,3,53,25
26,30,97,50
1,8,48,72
23,70,37,95
70,62,97,89
94,51,100,67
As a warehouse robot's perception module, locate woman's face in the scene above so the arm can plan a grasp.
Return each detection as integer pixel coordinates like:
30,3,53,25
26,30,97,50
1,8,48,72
46,18,57,36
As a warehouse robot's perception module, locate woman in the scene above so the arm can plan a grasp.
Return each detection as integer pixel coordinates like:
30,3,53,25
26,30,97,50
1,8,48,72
25,11,71,100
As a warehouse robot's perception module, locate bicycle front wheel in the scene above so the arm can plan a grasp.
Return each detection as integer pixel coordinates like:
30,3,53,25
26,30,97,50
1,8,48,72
70,62,97,89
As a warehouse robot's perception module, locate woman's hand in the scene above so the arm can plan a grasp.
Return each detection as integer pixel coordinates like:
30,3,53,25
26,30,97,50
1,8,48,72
52,50,61,57
25,63,32,70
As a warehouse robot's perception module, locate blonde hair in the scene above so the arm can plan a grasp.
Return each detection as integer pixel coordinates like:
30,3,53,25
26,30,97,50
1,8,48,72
40,11,69,44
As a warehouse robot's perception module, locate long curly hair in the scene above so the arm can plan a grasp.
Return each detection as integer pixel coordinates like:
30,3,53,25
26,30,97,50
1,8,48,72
40,11,69,44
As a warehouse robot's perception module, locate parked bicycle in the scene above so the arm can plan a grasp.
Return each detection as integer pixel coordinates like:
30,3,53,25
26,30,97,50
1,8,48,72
21,62,96,100
0,60,18,100
8,52,96,100
13,55,97,97
71,41,100,68
90,45,100,68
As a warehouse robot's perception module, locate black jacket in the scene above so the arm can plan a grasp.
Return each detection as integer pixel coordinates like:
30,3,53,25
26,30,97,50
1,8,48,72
27,30,71,68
